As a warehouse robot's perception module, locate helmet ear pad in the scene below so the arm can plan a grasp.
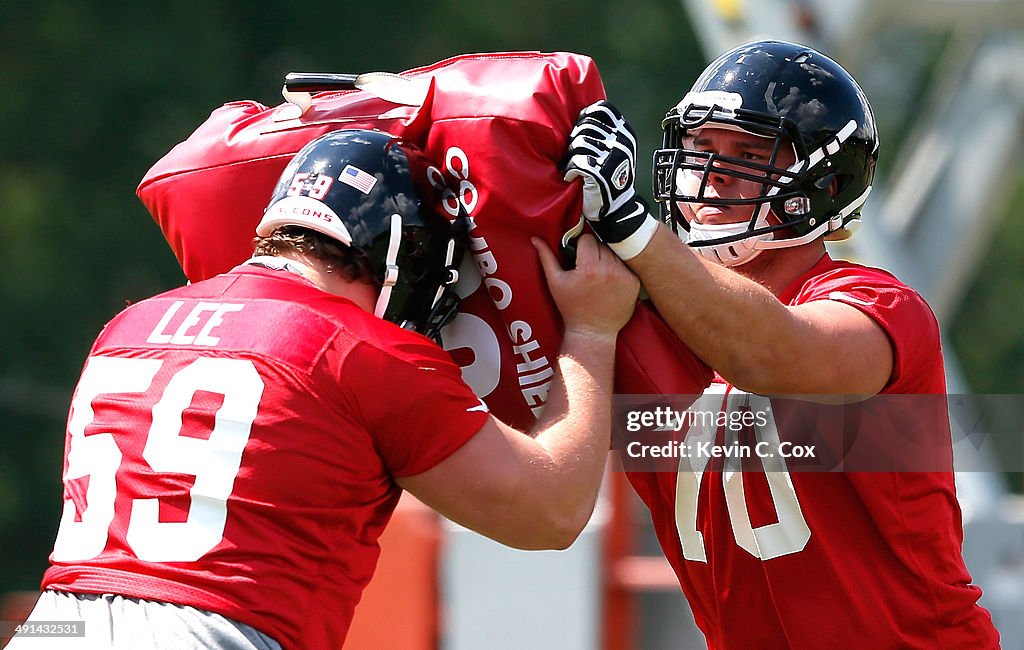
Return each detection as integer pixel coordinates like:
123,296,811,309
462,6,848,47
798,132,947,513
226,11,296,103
260,129,467,341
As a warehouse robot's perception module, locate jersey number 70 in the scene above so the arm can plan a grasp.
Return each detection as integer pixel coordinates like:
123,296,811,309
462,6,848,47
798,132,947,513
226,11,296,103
674,386,812,562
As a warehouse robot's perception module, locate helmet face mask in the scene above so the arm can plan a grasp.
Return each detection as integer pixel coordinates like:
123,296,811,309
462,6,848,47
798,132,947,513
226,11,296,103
653,40,879,266
259,129,467,342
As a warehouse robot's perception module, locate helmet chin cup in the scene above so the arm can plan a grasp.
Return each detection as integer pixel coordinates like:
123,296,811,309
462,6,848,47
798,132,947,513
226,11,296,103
685,220,773,267
695,242,764,268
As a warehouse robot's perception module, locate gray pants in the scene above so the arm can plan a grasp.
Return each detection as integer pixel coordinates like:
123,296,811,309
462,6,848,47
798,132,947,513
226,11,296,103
5,591,281,650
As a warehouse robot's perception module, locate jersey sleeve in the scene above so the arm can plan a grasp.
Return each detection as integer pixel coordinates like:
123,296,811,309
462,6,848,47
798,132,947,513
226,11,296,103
797,267,943,393
342,334,492,478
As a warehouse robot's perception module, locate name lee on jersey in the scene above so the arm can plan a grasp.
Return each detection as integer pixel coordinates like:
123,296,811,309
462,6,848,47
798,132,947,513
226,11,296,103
147,301,245,346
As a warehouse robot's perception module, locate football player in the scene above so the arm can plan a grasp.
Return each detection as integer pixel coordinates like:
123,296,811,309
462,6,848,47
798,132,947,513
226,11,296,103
565,40,1000,648
12,129,639,649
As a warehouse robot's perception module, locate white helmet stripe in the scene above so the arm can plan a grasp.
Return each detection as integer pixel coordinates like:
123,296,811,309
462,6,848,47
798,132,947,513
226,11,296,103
805,119,857,169
256,195,353,245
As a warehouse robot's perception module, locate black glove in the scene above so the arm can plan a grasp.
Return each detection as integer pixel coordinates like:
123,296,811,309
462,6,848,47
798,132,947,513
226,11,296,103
563,101,659,260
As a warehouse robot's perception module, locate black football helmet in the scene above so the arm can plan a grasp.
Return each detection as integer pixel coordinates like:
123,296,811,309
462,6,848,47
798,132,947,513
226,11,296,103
258,129,466,341
653,40,879,266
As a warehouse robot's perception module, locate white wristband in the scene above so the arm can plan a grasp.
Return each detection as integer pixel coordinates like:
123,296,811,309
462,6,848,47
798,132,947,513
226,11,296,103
608,213,659,260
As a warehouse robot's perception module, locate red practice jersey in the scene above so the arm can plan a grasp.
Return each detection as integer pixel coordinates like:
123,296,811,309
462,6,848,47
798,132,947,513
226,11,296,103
42,263,490,650
626,255,999,649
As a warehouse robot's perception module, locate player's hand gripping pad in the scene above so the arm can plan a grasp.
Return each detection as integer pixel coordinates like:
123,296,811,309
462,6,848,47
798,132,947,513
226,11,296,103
138,51,711,430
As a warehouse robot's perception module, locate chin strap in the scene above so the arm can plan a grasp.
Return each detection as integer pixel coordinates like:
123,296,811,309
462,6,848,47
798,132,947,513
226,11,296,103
421,236,464,343
430,238,460,309
373,214,403,320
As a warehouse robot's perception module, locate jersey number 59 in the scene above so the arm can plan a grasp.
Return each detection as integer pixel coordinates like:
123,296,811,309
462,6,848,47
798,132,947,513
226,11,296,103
51,356,263,563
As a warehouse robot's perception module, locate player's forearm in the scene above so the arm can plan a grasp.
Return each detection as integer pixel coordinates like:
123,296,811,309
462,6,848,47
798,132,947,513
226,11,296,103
629,226,797,392
522,328,616,547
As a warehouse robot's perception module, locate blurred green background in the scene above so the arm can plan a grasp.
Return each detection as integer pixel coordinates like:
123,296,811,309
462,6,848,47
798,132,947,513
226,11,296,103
1,0,1020,598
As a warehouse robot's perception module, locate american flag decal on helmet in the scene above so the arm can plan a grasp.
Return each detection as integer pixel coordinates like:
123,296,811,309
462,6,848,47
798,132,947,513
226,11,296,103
340,165,378,194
